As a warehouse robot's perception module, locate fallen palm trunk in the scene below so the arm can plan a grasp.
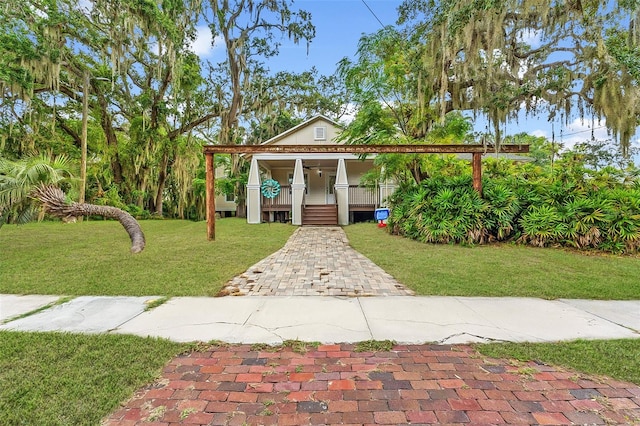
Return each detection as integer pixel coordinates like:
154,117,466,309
32,185,146,254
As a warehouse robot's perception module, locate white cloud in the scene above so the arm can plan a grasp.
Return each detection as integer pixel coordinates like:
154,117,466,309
76,0,92,12
517,29,543,49
339,103,358,124
30,3,49,18
189,26,223,57
530,129,549,138
559,118,611,149
526,118,611,150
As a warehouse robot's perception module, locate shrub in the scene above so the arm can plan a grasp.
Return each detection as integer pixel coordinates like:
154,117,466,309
387,156,640,254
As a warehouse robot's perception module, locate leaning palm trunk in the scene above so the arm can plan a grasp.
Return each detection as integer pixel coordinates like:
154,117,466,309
32,185,146,254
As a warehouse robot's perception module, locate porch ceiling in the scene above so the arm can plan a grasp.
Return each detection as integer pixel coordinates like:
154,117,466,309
258,157,372,171
203,144,530,240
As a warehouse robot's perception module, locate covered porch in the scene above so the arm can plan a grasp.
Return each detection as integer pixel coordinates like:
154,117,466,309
247,154,391,226
203,143,529,240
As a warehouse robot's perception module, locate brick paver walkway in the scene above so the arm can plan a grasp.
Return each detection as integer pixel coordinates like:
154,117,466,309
104,343,640,425
222,227,414,296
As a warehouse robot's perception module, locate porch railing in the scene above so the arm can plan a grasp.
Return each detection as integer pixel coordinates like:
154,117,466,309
261,185,292,210
348,185,378,207
261,185,379,210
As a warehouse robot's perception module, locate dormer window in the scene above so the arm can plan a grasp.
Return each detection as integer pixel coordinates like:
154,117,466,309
314,126,326,141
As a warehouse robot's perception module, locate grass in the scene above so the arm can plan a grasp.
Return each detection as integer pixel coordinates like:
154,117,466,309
354,339,396,352
344,223,640,299
5,219,640,299
476,339,640,385
2,334,639,426
2,219,640,423
0,331,185,425
1,218,294,296
250,339,320,354
144,296,169,311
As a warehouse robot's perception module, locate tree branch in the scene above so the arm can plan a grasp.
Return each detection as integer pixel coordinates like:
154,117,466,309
167,111,221,139
54,114,82,148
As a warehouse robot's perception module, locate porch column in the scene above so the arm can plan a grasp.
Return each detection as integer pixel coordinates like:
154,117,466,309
291,158,305,225
247,157,261,224
335,158,349,226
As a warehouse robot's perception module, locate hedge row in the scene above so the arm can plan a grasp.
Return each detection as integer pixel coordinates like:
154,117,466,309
387,159,640,254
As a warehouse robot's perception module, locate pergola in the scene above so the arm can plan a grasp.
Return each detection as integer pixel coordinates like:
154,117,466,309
203,144,529,240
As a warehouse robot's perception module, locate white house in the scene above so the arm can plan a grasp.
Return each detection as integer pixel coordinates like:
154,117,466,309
214,164,237,217
244,115,392,226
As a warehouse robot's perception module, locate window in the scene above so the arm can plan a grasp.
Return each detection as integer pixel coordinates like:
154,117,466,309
225,192,235,202
314,126,326,141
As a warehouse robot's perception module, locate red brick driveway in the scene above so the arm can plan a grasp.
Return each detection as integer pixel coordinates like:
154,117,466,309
104,343,640,425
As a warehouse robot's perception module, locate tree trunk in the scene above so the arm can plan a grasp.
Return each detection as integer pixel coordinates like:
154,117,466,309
492,116,502,151
97,94,124,184
154,152,169,216
32,185,145,253
235,186,247,218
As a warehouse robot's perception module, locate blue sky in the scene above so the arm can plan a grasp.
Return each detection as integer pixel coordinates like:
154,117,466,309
191,0,637,155
192,0,400,76
265,0,401,75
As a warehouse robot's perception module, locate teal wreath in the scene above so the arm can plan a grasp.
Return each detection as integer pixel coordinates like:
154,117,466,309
261,179,281,199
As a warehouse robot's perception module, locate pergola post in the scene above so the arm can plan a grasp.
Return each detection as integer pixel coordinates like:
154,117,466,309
472,152,482,195
205,152,216,241
202,144,528,239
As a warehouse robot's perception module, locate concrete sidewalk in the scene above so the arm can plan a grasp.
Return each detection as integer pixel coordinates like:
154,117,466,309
1,294,638,344
4,226,638,344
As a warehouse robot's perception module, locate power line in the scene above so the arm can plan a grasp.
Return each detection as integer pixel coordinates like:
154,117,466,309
361,0,386,29
561,126,607,137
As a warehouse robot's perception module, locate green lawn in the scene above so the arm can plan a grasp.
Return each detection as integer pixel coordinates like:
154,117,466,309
4,219,640,299
0,331,185,425
1,332,639,426
344,223,640,300
476,339,640,385
2,220,640,425
1,218,294,296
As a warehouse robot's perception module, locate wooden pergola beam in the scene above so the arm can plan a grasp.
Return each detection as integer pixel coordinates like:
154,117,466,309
203,144,529,155
203,144,529,240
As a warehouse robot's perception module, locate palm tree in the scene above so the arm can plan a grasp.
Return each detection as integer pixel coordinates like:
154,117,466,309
1,155,145,253
32,185,146,253
0,154,76,226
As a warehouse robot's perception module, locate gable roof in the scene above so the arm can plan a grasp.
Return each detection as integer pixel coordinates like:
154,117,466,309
259,115,343,146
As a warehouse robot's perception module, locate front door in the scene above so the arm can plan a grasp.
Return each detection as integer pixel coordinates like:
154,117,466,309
326,173,336,204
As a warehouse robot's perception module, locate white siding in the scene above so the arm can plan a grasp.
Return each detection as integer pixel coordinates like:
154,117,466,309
215,166,236,212
272,118,341,146
345,161,374,185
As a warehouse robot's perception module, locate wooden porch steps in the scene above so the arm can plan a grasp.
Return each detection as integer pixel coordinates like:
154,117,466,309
302,204,338,226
